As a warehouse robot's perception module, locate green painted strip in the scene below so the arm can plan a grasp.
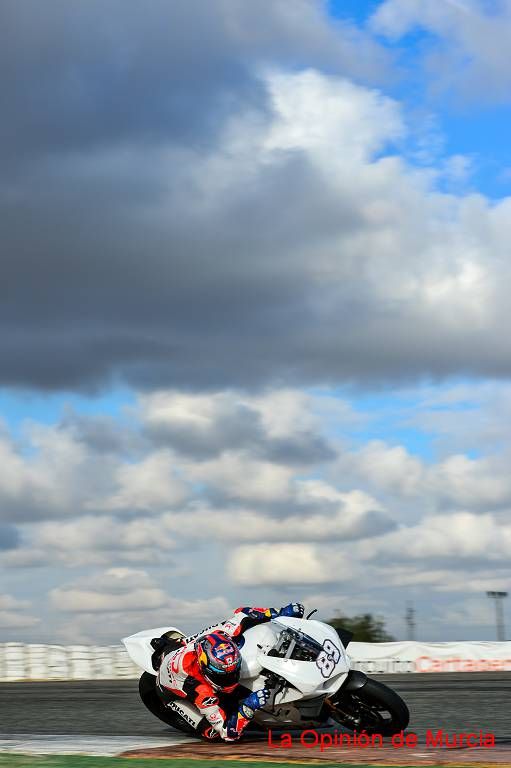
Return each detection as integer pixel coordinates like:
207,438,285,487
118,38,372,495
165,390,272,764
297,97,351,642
0,756,481,768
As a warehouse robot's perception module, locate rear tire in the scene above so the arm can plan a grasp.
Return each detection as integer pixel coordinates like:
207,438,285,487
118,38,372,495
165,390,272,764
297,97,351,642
138,672,196,735
328,677,409,736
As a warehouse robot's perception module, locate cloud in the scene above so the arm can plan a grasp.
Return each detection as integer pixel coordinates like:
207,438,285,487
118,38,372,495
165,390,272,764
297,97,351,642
333,436,511,514
162,487,395,544
0,594,40,629
228,543,339,585
0,0,391,163
2,17,511,393
48,568,232,642
97,451,189,513
0,421,188,524
358,511,511,563
0,425,113,522
50,568,169,613
139,389,336,464
371,0,511,104
2,383,511,641
33,515,176,567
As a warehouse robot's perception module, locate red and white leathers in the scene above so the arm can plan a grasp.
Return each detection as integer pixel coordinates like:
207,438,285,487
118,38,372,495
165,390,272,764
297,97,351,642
156,605,298,740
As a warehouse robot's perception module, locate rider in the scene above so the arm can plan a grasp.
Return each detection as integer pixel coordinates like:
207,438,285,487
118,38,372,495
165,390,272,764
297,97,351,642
153,603,304,741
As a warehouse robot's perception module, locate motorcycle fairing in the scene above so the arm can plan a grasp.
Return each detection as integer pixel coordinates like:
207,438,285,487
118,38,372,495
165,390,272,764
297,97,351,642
123,626,181,675
239,617,350,703
123,617,350,704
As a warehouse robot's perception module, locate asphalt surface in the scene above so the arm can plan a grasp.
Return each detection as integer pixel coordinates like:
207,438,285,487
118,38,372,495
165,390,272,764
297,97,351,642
0,673,509,741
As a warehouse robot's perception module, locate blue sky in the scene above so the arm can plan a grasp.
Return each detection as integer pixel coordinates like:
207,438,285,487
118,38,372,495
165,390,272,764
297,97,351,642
328,0,511,198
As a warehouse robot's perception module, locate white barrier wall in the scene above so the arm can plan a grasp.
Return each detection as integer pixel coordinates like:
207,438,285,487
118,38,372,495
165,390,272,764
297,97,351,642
1,640,511,681
349,640,511,674
0,643,140,681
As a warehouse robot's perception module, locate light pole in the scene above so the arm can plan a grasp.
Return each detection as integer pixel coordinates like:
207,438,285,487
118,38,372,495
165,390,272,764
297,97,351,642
486,591,508,641
405,601,416,641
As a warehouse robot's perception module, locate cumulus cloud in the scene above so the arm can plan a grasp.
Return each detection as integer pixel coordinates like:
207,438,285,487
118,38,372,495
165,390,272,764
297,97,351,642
358,511,511,564
2,384,510,640
229,543,341,585
0,594,40,629
139,389,336,464
50,568,169,613
48,568,232,642
160,488,394,544
333,436,511,515
0,419,188,524
0,425,113,522
97,451,189,513
34,515,176,567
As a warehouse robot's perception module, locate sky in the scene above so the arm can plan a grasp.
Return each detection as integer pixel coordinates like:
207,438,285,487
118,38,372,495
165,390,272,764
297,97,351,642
1,0,511,645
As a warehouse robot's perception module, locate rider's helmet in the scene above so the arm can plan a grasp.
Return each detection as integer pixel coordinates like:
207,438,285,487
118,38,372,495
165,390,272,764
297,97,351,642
195,631,242,693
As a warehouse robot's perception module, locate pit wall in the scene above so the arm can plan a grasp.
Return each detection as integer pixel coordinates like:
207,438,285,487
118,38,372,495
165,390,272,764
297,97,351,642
1,640,510,681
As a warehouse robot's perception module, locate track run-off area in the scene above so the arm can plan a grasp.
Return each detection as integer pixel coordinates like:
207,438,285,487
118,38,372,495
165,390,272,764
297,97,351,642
0,673,510,765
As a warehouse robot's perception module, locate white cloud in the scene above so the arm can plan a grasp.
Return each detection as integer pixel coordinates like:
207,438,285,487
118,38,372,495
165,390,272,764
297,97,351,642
48,568,232,642
50,568,168,612
337,441,424,497
0,594,30,611
0,426,105,521
98,450,189,512
358,511,511,562
371,0,511,104
0,612,40,629
161,487,393,544
228,543,348,585
3,380,511,641
263,68,405,163
0,594,40,629
184,452,295,503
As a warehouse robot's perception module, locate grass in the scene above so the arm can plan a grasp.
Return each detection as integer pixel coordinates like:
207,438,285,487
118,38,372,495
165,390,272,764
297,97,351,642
0,756,475,768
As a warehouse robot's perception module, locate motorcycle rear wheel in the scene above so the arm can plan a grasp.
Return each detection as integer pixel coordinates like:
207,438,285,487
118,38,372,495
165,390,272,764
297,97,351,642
138,672,196,735
327,677,409,736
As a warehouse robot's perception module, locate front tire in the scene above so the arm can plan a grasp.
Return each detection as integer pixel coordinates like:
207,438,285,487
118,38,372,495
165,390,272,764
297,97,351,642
327,677,409,736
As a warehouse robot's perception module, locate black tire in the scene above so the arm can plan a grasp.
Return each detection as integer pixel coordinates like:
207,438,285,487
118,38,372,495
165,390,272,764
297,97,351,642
328,677,409,736
138,672,196,735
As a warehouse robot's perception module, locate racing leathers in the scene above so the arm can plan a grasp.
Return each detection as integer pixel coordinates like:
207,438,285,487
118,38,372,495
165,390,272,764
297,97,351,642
156,603,304,741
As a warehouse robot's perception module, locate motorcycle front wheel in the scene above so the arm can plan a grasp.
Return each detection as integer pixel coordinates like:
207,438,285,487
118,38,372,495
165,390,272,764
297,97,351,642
326,677,409,736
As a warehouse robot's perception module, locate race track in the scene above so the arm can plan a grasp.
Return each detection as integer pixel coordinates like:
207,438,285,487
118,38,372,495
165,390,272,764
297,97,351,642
0,672,510,741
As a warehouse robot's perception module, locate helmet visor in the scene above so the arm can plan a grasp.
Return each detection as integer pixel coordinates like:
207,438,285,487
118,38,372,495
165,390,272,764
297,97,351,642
204,667,240,689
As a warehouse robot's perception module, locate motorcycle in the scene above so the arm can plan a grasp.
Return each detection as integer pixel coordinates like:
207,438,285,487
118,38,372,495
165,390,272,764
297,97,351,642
123,612,409,738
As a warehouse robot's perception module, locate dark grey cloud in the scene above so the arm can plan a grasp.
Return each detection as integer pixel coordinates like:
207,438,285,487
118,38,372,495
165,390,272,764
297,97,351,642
1,0,509,394
0,0,398,393
0,0,389,164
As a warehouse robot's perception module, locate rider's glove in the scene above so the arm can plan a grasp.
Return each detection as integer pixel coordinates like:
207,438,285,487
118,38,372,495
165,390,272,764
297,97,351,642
279,602,304,618
242,688,271,713
225,688,270,741
226,715,242,741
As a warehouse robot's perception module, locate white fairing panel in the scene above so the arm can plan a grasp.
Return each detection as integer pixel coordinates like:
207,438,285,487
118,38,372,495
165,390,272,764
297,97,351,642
239,617,350,703
122,626,181,675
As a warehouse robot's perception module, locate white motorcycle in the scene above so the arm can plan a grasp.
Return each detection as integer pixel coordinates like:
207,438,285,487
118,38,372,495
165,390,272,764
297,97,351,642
123,613,409,738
